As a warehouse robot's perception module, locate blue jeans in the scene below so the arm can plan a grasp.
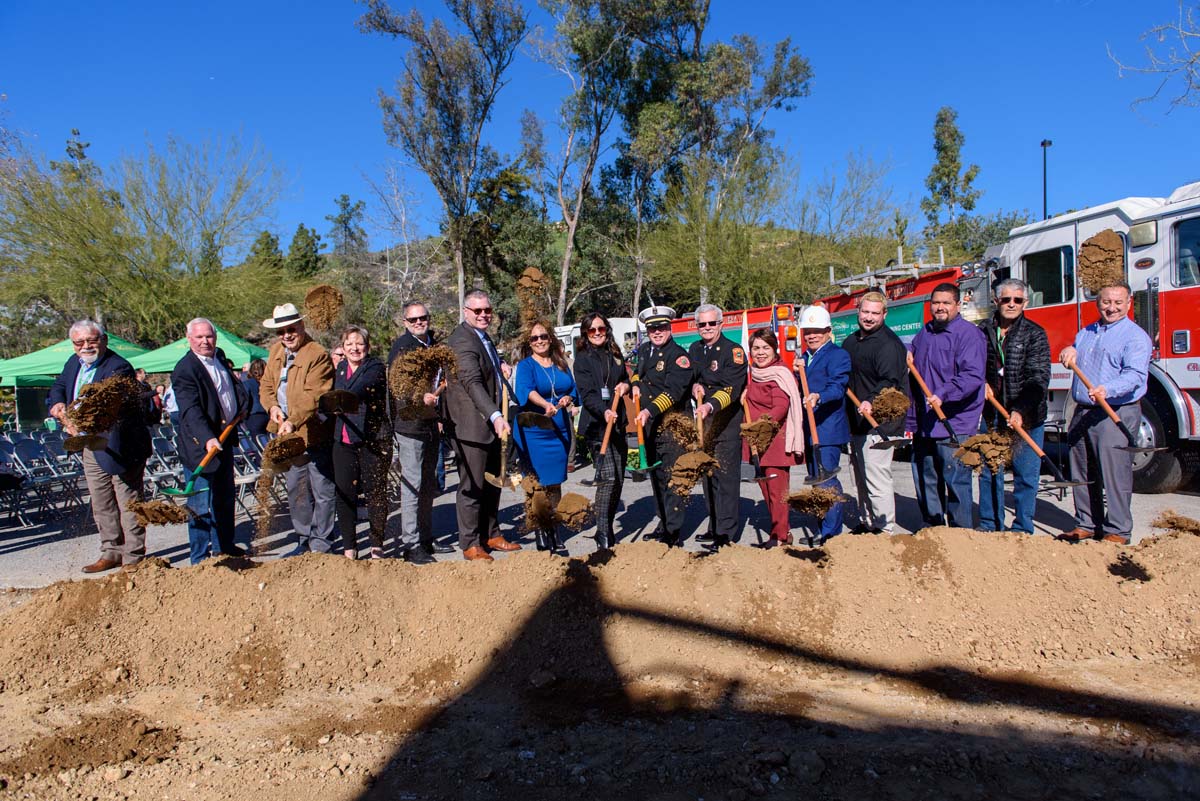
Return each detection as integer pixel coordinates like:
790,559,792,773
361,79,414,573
912,436,974,528
807,444,845,539
186,457,237,564
979,422,1044,534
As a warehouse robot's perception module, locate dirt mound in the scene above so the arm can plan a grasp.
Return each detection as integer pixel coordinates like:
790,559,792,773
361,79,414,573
1078,229,1125,293
954,431,1014,472
521,476,555,532
125,500,193,527
1152,510,1200,536
660,411,699,451
555,492,593,530
65,374,144,434
668,450,717,495
303,283,343,332
1,532,1198,799
740,414,779,453
787,487,844,518
515,266,551,330
871,386,910,422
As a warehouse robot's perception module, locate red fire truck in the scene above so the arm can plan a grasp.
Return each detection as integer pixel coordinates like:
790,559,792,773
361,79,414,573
670,304,801,369
812,181,1200,494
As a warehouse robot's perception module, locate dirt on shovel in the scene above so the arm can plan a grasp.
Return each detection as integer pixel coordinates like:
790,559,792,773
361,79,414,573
126,499,194,527
870,387,910,423
740,414,780,453
954,431,1014,473
668,450,718,496
787,487,845,519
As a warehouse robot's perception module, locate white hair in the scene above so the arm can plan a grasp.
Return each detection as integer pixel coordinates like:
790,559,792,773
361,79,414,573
68,319,105,339
993,278,1028,298
186,318,216,337
694,303,723,318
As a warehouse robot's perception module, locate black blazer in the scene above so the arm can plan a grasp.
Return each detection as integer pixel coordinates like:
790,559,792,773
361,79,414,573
48,349,153,475
443,322,502,446
333,355,391,445
574,345,628,444
171,348,252,472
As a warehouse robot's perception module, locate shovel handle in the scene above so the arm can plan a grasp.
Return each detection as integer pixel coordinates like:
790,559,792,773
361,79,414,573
984,385,1046,458
740,394,760,458
906,352,961,445
599,390,623,455
1067,362,1124,427
794,358,821,447
694,404,705,443
193,419,241,474
632,393,647,447
845,388,884,431
499,383,509,444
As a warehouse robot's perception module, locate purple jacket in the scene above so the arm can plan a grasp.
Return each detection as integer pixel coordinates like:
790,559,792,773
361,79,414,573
906,315,986,438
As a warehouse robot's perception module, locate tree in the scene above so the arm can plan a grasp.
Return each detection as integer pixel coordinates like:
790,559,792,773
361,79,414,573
244,230,285,274
198,230,222,275
358,0,528,318
920,106,981,229
285,223,324,279
1110,2,1200,110
926,209,1032,263
325,193,368,261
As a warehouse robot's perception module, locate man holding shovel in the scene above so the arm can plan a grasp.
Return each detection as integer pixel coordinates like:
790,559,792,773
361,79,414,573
842,291,909,535
906,283,986,529
172,319,251,564
1059,282,1151,544
977,279,1050,534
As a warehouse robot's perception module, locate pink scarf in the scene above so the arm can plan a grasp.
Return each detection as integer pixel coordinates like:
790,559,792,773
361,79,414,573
750,361,806,456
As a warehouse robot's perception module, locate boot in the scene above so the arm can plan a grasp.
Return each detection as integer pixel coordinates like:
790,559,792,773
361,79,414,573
544,527,560,554
535,529,550,552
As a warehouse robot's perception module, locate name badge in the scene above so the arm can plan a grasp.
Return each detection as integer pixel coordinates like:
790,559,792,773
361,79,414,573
601,387,611,401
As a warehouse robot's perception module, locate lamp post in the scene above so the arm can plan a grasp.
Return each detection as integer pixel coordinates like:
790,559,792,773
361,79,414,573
1040,139,1053,220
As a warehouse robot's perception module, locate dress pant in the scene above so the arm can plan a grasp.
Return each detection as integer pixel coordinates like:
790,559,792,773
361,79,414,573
911,435,974,528
979,422,1044,534
807,444,846,540
702,420,743,539
1068,404,1138,537
395,427,440,553
450,433,502,551
589,437,626,544
646,423,686,542
185,455,237,564
848,433,896,532
283,444,338,553
82,449,146,564
757,467,791,541
332,439,392,552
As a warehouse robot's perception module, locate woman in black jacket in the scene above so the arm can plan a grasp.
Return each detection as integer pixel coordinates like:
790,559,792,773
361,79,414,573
330,325,393,559
572,312,630,549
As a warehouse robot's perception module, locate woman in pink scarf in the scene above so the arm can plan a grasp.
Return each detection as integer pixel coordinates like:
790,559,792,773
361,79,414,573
743,329,805,547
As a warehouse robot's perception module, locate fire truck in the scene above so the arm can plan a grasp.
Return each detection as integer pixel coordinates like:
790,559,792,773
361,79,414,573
669,304,801,368
812,181,1200,494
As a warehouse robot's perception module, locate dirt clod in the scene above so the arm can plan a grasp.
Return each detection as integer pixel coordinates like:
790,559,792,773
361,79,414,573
740,414,780,453
262,434,306,469
954,431,1014,473
303,284,343,332
125,500,193,527
870,387,910,423
555,492,593,530
668,450,718,495
1151,510,1200,536
521,476,556,532
1078,229,1125,294
389,345,458,417
661,411,700,452
65,374,144,434
515,267,551,331
787,487,845,519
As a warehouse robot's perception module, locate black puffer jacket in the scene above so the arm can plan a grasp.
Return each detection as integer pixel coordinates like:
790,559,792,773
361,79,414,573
978,314,1050,428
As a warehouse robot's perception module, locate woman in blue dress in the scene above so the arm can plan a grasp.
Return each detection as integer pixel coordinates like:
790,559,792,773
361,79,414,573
514,320,578,552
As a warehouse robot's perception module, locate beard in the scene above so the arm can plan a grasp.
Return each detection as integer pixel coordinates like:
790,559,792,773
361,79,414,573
931,317,950,332
78,351,99,365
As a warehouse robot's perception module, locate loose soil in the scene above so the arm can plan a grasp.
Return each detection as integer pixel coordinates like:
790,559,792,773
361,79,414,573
388,345,457,415
262,434,306,468
126,500,193,527
521,476,555,532
1078,229,1126,294
65,374,144,434
667,450,718,495
555,492,593,530
515,267,551,331
954,431,1015,472
787,487,845,519
660,411,700,452
740,414,780,453
1153,510,1200,536
303,284,344,332
870,387,910,423
0,531,1197,800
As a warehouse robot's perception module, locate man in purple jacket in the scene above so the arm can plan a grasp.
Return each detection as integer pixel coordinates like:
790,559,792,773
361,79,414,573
906,283,986,528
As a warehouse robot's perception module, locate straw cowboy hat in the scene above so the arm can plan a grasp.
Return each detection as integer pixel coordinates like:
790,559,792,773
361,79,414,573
262,303,306,329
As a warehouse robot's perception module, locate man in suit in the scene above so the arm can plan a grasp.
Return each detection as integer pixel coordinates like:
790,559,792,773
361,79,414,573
794,305,852,543
443,289,520,562
48,320,155,573
259,303,337,555
171,318,252,564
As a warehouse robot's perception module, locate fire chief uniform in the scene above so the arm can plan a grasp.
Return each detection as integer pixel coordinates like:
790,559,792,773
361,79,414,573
632,337,693,545
690,335,746,546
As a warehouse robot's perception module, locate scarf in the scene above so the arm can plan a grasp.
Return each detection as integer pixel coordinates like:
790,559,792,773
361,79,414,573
750,361,806,456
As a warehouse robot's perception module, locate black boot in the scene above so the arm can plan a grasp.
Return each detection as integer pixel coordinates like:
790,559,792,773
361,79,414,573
535,529,549,551
544,527,560,554
594,530,612,550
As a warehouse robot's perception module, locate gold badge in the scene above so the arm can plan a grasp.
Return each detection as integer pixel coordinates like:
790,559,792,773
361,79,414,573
710,360,718,371
655,360,664,372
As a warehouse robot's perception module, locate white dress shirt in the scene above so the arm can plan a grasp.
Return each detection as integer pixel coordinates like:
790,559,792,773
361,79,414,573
197,353,236,423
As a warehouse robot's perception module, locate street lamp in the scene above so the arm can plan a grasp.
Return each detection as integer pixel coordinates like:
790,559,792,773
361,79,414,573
1041,139,1053,220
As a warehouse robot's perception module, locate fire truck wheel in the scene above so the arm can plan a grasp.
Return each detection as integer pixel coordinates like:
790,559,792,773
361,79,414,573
1132,399,1192,494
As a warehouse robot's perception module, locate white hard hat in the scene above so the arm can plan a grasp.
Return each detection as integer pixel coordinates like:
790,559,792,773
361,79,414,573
798,305,832,329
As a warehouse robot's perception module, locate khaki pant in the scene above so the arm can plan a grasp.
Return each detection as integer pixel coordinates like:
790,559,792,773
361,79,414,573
849,433,896,532
82,449,146,564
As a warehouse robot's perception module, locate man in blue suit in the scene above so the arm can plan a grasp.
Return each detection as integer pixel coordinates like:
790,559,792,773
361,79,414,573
170,319,252,564
48,320,155,573
794,305,851,543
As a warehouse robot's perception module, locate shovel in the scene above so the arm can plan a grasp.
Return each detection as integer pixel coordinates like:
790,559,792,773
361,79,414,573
906,352,962,447
845,388,904,450
984,385,1086,489
1067,362,1167,454
599,388,625,455
484,383,516,489
517,411,557,431
626,393,661,476
794,359,834,485
160,420,240,498
63,433,107,453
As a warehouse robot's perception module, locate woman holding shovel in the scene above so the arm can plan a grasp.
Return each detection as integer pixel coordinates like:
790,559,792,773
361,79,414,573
513,321,579,551
573,312,630,550
744,330,805,548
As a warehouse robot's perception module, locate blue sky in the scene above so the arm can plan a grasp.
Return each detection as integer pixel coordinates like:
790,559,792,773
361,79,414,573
2,0,1196,259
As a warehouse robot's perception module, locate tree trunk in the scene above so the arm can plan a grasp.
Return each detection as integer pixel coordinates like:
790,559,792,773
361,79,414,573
557,218,579,328
632,256,645,322
454,237,466,322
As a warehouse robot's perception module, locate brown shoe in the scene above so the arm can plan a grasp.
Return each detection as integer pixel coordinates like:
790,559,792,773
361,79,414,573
82,558,120,574
486,536,521,552
463,546,494,562
1057,527,1095,541
1099,533,1130,545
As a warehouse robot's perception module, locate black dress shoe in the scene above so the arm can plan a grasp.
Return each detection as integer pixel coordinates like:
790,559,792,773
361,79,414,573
403,547,436,565
705,535,730,550
535,530,549,552
219,544,249,557
422,541,455,555
695,531,716,543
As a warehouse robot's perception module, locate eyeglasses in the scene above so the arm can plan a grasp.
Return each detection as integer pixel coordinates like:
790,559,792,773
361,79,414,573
279,326,301,335
466,306,493,316
696,320,721,329
646,323,670,333
587,326,608,335
405,314,430,323
998,297,1027,306
71,338,101,347
529,333,550,343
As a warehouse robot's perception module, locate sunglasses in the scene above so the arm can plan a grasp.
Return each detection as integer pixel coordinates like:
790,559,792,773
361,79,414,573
587,325,608,335
529,333,550,342
696,320,721,329
466,306,493,315
646,323,670,333
405,314,430,323
279,326,301,335
998,297,1027,305
72,338,101,347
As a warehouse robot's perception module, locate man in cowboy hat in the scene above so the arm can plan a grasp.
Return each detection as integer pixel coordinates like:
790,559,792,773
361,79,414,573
258,303,337,555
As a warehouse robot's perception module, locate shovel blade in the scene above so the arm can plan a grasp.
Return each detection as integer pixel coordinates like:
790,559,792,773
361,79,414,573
483,472,504,488
1043,480,1088,489
1118,445,1169,454
803,472,834,486
869,439,903,450
161,486,207,498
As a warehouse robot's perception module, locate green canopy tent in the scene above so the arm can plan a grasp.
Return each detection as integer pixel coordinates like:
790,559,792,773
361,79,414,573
0,334,150,387
129,325,268,373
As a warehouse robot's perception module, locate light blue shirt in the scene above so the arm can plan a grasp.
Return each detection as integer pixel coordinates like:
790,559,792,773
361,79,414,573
1070,317,1151,407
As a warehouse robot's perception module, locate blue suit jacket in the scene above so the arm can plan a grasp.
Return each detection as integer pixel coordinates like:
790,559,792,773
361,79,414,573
48,349,153,475
170,348,252,472
801,342,851,446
